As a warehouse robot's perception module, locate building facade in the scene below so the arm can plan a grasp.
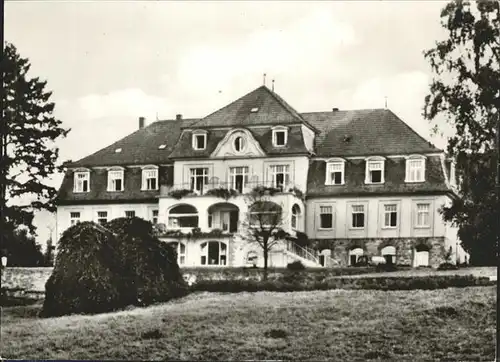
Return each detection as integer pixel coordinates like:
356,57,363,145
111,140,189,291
56,85,464,268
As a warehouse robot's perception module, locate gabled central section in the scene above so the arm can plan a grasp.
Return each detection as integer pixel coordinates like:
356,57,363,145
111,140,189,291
189,85,308,128
211,128,266,158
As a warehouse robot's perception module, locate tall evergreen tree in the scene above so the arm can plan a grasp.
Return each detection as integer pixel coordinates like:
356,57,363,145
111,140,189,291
1,42,70,237
423,1,499,265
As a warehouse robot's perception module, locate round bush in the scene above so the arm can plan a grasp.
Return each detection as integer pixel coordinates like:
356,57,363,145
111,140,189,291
41,218,188,317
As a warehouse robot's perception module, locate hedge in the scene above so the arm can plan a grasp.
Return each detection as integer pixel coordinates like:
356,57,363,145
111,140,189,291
190,274,495,293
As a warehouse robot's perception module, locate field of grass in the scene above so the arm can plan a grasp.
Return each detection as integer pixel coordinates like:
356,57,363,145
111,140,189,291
1,286,496,361
339,266,497,279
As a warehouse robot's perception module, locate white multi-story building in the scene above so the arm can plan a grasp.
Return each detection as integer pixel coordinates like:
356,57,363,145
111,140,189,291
56,85,464,268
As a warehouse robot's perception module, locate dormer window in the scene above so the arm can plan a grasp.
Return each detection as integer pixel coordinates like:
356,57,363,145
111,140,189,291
365,157,385,184
107,167,124,192
325,159,345,185
142,165,159,190
405,155,426,183
272,127,288,147
233,136,246,153
192,131,207,150
73,169,90,193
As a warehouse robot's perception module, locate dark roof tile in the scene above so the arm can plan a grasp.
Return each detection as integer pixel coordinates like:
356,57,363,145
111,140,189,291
56,166,174,205
307,156,449,197
69,118,198,167
302,109,442,157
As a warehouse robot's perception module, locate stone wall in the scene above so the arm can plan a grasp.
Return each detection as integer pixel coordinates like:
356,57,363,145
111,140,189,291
311,237,446,267
1,267,53,298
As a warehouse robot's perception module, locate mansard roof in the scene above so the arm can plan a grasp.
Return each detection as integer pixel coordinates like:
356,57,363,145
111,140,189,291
307,155,450,197
302,109,442,157
168,125,309,159
69,118,199,167
68,87,443,169
56,165,174,205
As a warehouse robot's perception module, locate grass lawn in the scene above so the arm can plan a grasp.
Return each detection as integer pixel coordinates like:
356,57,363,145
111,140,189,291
1,286,496,361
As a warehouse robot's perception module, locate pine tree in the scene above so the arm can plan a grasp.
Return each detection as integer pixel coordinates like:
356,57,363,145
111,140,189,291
1,42,70,237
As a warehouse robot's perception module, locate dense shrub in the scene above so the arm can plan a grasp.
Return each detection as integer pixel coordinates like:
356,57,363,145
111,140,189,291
41,218,188,317
287,261,306,271
190,275,495,293
437,262,459,271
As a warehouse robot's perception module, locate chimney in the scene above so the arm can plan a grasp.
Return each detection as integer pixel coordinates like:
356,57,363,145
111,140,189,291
332,108,339,112
176,114,183,121
138,116,145,129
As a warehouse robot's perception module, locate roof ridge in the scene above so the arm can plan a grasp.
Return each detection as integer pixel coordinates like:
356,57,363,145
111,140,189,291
301,108,386,115
187,86,268,129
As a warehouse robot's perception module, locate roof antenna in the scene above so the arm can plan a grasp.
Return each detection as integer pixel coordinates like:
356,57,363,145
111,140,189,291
156,112,159,121
384,96,388,109
272,79,275,92
263,73,267,86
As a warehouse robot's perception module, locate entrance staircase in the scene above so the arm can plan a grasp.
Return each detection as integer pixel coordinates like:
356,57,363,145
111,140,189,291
283,240,322,268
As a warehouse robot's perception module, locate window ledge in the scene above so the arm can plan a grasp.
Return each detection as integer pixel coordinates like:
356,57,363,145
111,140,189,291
318,227,334,231
381,226,398,230
324,183,345,186
365,182,385,185
73,190,90,193
414,225,431,229
405,180,425,183
349,227,365,230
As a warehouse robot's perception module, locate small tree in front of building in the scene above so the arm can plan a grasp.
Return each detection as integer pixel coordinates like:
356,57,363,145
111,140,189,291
238,187,289,280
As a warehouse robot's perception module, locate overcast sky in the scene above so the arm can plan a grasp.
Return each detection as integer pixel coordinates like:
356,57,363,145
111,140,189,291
6,1,452,245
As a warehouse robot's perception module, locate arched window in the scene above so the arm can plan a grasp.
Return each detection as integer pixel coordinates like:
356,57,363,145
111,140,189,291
291,204,301,230
167,242,186,265
233,135,246,153
381,246,396,265
200,241,227,266
349,247,364,266
414,244,430,267
249,201,282,227
168,204,199,229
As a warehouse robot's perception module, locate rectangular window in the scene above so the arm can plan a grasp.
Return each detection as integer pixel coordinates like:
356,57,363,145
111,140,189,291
74,171,90,192
229,167,249,193
326,162,344,185
97,211,108,225
108,170,124,191
351,205,365,228
406,159,425,182
70,212,80,226
190,168,209,193
125,210,135,218
270,165,290,190
416,203,430,227
367,161,383,184
319,206,333,229
151,209,159,224
142,168,158,190
274,131,286,146
193,134,206,150
383,204,398,228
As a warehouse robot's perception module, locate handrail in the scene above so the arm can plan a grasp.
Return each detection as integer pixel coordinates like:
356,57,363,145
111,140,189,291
285,240,320,264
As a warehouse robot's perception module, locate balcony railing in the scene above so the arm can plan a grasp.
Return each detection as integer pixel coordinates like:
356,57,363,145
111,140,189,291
161,179,302,197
